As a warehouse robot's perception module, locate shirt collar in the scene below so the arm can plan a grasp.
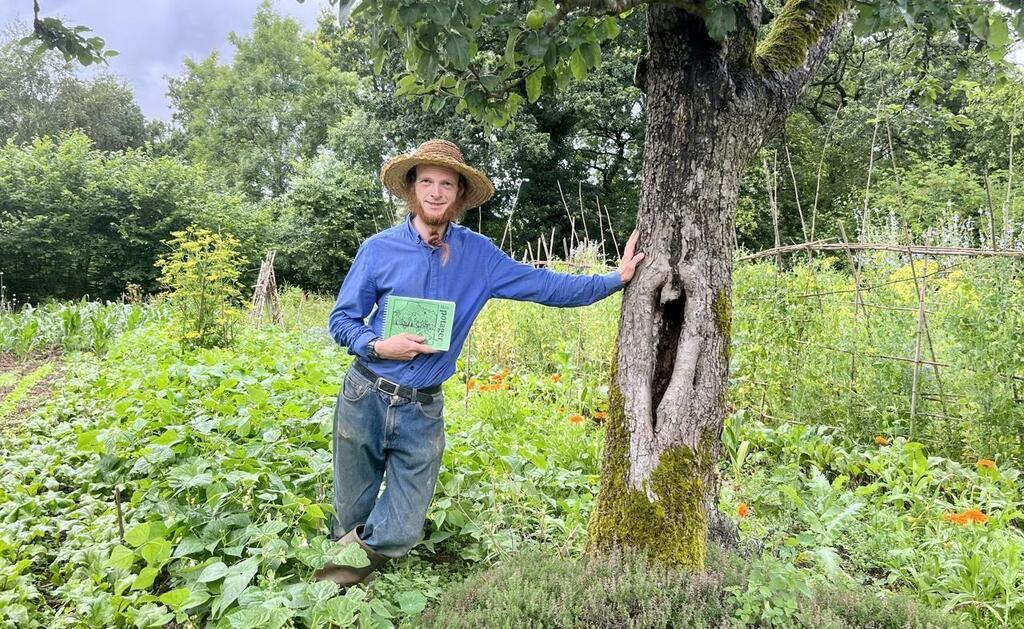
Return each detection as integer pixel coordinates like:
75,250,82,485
404,214,454,245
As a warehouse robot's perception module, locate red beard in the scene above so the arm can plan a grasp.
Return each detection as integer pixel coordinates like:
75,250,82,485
407,195,461,264
407,196,464,243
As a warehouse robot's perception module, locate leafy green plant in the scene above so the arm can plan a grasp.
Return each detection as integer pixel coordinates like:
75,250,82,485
156,226,246,349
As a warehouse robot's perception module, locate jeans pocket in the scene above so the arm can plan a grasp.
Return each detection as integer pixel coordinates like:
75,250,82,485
417,394,444,420
341,369,371,403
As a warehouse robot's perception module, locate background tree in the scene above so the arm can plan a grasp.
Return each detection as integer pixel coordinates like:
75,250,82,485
0,25,145,151
0,132,253,302
167,2,358,200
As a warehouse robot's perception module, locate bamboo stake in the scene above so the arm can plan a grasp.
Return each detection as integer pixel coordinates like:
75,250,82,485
557,181,577,250
499,179,526,251
114,486,125,543
1003,124,1016,246
578,182,591,243
837,222,868,321
602,199,621,258
596,197,606,258
764,154,782,270
861,100,883,240
907,250,925,438
885,119,909,229
784,142,808,241
910,254,951,418
811,103,843,241
985,172,998,250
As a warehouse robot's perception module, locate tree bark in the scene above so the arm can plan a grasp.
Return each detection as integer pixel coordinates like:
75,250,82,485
587,3,842,569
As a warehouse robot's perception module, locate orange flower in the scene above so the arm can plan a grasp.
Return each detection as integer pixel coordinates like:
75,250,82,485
569,414,585,425
961,508,989,524
594,411,608,421
943,513,968,525
737,503,750,518
550,374,561,383
490,368,511,383
976,459,997,470
875,435,890,446
467,379,478,390
943,509,989,525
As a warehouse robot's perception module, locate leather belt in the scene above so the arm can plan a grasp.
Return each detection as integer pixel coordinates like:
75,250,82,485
352,360,442,404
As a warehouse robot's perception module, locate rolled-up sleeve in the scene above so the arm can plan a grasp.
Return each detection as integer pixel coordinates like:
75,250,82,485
328,242,379,358
485,240,622,306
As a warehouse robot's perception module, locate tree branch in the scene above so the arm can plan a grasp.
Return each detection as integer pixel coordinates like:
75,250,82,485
754,0,849,73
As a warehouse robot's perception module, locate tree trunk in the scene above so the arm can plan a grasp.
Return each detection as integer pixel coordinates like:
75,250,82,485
587,4,836,569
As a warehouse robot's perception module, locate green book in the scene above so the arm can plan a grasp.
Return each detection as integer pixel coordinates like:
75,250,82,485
382,295,456,351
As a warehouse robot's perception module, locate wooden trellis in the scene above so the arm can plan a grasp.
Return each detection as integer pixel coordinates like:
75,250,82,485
248,251,282,326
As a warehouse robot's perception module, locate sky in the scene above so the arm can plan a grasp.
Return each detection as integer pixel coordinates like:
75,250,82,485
0,0,334,122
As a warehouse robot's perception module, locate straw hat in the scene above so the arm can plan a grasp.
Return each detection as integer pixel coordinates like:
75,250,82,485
380,139,495,210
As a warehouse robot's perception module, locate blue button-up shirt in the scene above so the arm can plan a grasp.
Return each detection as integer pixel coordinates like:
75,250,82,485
328,216,623,388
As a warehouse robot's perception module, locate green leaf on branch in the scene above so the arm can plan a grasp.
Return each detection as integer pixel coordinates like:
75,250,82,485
570,49,588,81
988,17,1010,48
504,28,520,66
446,33,470,71
526,68,544,103
524,31,550,58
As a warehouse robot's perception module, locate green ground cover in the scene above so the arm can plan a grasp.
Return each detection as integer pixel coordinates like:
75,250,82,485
0,257,1022,627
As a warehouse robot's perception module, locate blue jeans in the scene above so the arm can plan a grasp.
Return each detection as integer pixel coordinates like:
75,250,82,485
330,363,446,558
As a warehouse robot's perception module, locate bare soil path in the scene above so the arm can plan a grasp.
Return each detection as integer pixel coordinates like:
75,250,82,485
0,351,64,434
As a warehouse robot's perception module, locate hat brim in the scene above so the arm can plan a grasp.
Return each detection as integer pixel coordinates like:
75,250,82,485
380,154,495,210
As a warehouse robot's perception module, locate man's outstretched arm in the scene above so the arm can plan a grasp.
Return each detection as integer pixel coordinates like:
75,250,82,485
488,229,645,306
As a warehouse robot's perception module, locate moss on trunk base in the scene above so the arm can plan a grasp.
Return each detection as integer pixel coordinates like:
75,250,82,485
586,383,712,570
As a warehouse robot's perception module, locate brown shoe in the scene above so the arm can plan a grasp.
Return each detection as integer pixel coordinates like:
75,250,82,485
313,525,390,587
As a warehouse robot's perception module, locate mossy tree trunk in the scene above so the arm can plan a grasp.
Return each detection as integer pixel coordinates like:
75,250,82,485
587,2,845,570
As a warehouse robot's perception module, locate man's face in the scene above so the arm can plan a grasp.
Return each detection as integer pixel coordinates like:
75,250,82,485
410,164,463,228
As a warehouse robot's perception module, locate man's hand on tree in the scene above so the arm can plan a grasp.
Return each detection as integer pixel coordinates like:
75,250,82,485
618,230,645,284
375,333,440,361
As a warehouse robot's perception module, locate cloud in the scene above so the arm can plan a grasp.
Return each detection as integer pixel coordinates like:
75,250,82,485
0,0,330,121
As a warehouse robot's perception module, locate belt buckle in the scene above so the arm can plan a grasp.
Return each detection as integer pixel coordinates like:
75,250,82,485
376,377,400,396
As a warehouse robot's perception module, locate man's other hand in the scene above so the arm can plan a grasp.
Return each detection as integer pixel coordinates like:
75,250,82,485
618,230,645,284
376,333,440,361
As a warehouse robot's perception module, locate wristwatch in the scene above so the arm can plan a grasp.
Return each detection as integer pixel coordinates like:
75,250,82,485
366,337,383,361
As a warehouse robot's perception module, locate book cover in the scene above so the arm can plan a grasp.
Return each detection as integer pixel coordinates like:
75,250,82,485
382,295,456,351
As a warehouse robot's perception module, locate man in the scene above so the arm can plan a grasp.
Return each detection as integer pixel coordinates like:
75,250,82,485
317,139,644,586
